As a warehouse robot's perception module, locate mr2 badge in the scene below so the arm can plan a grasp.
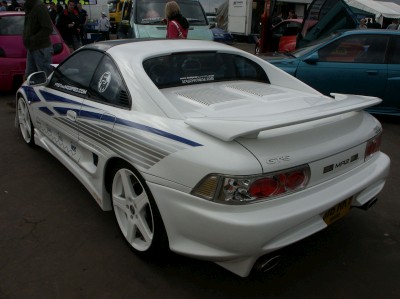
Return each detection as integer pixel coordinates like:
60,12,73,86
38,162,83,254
323,154,359,174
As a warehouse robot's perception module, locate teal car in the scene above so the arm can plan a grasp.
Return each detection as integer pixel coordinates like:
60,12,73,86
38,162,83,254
264,30,400,116
117,0,213,40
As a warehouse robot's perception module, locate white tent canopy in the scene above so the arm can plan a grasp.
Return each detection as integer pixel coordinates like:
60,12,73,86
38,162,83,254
345,0,400,19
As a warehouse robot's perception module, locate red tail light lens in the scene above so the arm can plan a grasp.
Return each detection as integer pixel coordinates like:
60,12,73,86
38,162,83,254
365,132,382,161
249,177,279,198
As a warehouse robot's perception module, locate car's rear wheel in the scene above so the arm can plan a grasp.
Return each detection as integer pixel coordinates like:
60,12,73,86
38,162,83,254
110,162,168,254
17,97,35,146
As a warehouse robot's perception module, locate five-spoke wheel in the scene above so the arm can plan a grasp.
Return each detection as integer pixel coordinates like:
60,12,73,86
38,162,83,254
111,163,167,254
17,97,34,145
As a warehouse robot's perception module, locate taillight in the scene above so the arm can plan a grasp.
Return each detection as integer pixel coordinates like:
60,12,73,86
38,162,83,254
53,43,63,55
365,132,382,161
192,165,310,205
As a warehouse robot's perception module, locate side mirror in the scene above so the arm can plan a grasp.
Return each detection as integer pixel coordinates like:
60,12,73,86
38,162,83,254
27,71,47,86
303,52,319,64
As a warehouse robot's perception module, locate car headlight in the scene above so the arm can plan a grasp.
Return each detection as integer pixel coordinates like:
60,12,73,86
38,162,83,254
191,165,310,204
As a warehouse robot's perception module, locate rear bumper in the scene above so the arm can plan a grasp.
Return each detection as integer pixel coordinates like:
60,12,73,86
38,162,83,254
149,152,390,277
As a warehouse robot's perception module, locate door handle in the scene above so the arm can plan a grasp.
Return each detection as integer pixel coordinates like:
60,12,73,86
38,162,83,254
366,70,378,75
67,110,77,121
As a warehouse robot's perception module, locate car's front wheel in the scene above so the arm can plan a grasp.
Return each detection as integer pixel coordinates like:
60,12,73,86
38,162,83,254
17,97,35,146
110,162,168,254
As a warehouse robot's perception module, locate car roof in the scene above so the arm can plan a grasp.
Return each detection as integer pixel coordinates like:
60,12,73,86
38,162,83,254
0,11,25,16
80,39,240,57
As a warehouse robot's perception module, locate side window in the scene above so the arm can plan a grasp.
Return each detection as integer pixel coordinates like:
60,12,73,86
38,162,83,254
49,50,103,97
318,35,388,64
88,55,130,108
388,36,400,64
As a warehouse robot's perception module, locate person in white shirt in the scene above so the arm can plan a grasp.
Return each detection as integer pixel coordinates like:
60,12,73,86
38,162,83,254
99,12,110,40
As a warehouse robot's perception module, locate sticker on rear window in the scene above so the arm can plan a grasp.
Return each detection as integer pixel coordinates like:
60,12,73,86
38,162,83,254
180,75,214,84
98,72,111,93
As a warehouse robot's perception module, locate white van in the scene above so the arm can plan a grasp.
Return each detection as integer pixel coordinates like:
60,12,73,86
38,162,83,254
117,0,213,40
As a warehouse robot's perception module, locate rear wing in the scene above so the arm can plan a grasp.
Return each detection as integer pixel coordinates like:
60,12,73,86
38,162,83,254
185,94,381,141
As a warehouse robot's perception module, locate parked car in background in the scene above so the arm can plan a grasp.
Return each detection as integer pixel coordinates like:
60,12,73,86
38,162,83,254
211,27,234,44
255,19,302,54
0,11,70,92
264,29,400,116
16,39,389,277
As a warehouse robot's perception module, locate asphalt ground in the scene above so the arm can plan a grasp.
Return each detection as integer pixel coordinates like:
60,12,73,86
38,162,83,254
0,45,399,298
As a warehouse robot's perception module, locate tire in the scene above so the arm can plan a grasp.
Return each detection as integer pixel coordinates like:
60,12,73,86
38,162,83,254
17,96,35,146
110,162,168,255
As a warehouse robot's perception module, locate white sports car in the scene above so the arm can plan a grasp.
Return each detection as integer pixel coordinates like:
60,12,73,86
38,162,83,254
16,39,390,277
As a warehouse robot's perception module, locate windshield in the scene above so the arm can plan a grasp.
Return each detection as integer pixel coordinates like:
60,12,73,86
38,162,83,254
293,32,340,57
108,1,118,13
298,0,357,48
136,0,207,25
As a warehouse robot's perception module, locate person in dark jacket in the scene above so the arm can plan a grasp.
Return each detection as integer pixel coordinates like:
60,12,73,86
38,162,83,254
59,0,82,51
23,0,54,78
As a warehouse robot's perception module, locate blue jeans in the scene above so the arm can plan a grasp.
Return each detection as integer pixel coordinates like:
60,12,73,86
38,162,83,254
25,46,54,78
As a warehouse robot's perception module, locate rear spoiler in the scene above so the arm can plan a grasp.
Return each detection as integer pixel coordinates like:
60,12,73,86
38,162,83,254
184,94,381,141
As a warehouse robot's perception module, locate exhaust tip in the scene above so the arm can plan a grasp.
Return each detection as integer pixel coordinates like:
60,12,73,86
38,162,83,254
255,254,283,273
358,197,378,211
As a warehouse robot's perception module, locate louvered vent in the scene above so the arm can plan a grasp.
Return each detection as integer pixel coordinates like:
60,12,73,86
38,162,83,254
175,87,241,106
226,82,281,97
119,90,130,107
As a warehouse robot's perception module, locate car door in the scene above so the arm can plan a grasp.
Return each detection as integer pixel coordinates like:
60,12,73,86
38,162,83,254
383,35,400,113
77,54,131,173
43,50,103,162
295,34,388,99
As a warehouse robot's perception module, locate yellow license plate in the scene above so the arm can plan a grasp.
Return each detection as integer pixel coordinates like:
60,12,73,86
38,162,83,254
323,197,352,225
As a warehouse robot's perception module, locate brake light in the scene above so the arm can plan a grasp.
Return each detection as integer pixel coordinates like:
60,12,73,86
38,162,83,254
365,132,382,161
192,165,310,205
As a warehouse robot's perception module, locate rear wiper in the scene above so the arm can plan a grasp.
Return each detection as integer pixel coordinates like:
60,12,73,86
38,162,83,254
187,18,204,24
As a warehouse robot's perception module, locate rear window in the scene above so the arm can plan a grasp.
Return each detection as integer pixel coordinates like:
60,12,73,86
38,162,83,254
143,52,270,88
136,0,207,25
0,15,24,35
0,14,57,35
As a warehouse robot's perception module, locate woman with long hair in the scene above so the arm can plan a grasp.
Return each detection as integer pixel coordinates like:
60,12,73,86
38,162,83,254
165,1,189,39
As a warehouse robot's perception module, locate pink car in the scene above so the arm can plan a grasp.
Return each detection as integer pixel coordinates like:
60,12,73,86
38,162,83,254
0,11,71,92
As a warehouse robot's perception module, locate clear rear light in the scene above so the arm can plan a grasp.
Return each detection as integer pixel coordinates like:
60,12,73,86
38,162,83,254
192,165,310,205
365,132,382,161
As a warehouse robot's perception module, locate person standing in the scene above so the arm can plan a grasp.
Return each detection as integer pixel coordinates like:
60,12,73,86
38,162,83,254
23,0,54,78
48,2,58,25
98,11,110,40
77,2,88,43
59,0,82,51
165,1,189,39
0,1,7,11
386,19,399,30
